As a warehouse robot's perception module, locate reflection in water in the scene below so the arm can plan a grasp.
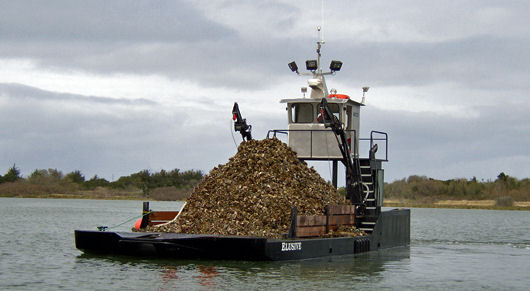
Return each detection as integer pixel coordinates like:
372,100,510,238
159,266,178,291
77,246,410,289
157,264,219,289
272,247,410,283
4,198,526,290
196,265,219,287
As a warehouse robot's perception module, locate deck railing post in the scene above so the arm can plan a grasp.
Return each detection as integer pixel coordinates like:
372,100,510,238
288,206,298,238
325,205,330,234
140,201,150,229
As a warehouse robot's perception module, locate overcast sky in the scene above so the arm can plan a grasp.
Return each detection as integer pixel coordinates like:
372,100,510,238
1,0,528,183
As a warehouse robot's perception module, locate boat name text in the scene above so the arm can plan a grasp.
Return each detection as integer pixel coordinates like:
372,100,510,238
281,242,302,252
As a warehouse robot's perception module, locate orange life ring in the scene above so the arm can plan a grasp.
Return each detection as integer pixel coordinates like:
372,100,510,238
329,94,349,99
134,218,143,229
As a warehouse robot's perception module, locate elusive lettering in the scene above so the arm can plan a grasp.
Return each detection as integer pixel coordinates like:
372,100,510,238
281,242,302,251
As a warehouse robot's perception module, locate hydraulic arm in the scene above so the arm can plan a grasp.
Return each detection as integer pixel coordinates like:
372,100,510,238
232,102,252,141
319,98,364,207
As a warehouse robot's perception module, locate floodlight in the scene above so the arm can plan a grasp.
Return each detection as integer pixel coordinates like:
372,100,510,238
330,60,342,72
306,59,318,71
288,61,298,73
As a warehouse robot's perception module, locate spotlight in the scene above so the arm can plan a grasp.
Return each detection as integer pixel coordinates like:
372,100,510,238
306,60,318,71
330,60,342,72
288,61,298,73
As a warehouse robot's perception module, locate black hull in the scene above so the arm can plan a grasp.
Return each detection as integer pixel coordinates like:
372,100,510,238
75,209,410,261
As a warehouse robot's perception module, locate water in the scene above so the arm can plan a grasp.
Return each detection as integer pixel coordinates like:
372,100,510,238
0,198,528,290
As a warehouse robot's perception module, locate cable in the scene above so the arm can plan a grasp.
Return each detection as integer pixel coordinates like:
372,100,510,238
97,211,152,231
230,119,238,149
325,129,332,182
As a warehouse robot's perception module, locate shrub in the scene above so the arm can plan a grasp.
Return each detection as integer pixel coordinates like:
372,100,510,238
65,170,85,184
150,186,193,201
83,175,110,190
496,196,514,207
385,175,529,201
407,175,428,183
2,164,22,183
0,180,65,196
28,169,63,185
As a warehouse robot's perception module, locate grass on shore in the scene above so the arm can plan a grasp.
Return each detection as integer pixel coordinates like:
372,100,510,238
2,169,528,210
0,182,192,201
383,199,530,211
3,192,529,211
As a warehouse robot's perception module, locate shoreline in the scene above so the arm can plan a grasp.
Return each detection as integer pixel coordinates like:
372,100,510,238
2,194,529,210
384,199,530,211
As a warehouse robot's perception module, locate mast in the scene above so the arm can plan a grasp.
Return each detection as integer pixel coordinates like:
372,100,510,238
287,27,342,99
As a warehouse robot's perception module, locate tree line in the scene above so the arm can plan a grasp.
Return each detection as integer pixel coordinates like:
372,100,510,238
384,172,529,204
0,164,203,199
2,164,528,203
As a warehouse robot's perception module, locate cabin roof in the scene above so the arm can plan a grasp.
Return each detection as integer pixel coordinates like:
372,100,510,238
280,97,363,106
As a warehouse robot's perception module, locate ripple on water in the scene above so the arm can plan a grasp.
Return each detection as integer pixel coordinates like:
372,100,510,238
0,198,529,290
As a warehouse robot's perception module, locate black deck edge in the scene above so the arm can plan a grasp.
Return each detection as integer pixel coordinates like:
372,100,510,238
75,209,410,261
371,208,411,250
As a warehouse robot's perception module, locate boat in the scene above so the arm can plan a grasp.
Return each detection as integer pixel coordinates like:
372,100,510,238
75,33,410,261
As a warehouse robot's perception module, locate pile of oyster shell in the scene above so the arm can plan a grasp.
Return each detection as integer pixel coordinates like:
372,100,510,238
151,138,346,238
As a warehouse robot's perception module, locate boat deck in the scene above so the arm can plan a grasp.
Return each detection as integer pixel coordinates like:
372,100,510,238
75,209,410,261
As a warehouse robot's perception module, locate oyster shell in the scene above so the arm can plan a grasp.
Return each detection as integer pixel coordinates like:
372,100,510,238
151,138,346,238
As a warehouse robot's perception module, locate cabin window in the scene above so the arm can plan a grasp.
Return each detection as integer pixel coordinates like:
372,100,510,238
291,103,313,123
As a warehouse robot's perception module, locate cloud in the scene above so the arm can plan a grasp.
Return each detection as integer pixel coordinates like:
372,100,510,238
0,1,528,182
361,103,530,180
1,78,528,182
0,83,155,106
0,83,237,179
0,1,234,43
2,1,528,92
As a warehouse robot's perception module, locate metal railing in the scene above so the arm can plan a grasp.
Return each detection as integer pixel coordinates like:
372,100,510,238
360,130,389,161
267,129,356,160
267,129,388,161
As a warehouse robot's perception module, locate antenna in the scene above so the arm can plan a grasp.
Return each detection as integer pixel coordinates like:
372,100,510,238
316,0,325,73
320,0,325,42
362,87,370,104
317,26,324,45
316,26,324,73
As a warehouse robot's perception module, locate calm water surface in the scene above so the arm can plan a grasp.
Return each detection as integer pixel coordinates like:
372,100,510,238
0,198,528,290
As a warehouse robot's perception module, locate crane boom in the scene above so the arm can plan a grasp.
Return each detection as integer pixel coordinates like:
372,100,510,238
232,102,252,141
319,98,364,207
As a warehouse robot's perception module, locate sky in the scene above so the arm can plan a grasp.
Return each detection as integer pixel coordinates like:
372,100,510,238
0,0,528,183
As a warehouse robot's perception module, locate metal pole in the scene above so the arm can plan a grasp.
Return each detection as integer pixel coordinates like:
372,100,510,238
140,201,149,229
332,160,338,188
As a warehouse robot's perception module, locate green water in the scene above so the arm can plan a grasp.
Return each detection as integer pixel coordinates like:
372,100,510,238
0,198,528,290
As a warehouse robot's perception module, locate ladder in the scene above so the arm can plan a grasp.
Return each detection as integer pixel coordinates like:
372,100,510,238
358,158,379,233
